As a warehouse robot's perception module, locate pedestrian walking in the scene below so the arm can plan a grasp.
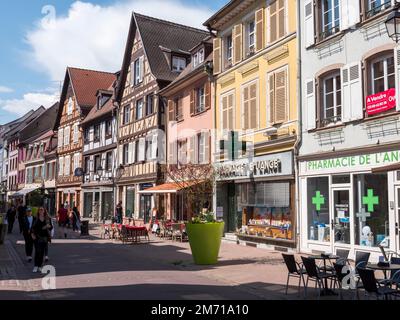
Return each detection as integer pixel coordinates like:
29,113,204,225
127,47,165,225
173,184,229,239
31,208,53,273
72,206,81,232
17,200,27,234
38,207,53,263
6,205,17,234
115,201,123,224
57,204,68,238
22,207,36,262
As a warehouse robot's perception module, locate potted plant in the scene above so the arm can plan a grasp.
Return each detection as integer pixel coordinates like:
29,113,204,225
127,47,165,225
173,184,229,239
164,163,223,265
186,211,224,265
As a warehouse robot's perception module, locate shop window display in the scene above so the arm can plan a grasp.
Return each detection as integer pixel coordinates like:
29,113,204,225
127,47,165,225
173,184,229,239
353,174,389,248
238,182,292,240
307,177,330,242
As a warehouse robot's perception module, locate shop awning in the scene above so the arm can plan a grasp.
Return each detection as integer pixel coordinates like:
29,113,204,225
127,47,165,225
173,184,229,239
372,163,400,173
138,181,200,194
9,187,39,198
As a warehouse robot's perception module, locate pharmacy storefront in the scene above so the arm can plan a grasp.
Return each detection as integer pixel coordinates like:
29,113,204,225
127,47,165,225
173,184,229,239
299,147,400,260
216,151,296,249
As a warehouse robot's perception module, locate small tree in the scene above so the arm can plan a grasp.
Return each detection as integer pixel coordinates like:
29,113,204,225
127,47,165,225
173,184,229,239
164,164,215,220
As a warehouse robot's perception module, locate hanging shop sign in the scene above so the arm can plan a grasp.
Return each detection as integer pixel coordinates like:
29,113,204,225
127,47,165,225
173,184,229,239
366,88,396,115
305,150,400,174
216,151,293,181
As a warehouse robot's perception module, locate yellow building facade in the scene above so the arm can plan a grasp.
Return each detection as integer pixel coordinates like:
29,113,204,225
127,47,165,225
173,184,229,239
205,0,298,249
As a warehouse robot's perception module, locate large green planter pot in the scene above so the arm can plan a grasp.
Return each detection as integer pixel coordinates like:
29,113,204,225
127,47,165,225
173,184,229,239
186,222,225,265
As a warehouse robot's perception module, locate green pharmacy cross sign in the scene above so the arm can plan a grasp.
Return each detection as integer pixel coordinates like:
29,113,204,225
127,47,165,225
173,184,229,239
312,191,325,211
363,189,379,213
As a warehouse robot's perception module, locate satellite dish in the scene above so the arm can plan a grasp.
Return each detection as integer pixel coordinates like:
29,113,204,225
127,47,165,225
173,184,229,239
74,168,84,177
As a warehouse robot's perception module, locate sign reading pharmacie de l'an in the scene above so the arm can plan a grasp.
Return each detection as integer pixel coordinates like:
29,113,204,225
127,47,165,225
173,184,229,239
215,151,293,181
304,150,400,174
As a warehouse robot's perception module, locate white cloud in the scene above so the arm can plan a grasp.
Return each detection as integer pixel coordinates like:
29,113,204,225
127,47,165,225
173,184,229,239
0,92,58,116
0,86,13,93
25,0,212,81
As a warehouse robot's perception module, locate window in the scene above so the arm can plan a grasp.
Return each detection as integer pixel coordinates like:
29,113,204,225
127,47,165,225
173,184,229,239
106,152,113,171
84,128,90,143
353,174,389,248
64,126,70,146
268,0,287,43
123,105,130,125
136,99,144,120
94,125,100,142
146,94,154,116
123,144,129,165
94,155,101,171
268,67,288,125
145,138,153,161
175,98,183,121
221,92,235,131
366,0,391,18
133,58,143,85
198,133,205,164
246,20,256,55
125,189,135,218
172,56,186,72
242,81,258,130
73,153,80,171
320,0,340,39
196,87,205,114
307,177,330,242
67,98,73,115
369,53,395,95
320,71,342,126
193,48,205,68
84,157,90,173
178,140,187,165
225,34,233,67
105,120,112,136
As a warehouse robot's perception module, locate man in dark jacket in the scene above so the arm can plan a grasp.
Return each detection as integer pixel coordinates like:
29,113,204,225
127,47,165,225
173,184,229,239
6,205,17,234
21,207,36,262
17,200,27,234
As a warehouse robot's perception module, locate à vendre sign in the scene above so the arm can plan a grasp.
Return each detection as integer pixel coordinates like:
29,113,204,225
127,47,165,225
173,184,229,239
366,88,396,115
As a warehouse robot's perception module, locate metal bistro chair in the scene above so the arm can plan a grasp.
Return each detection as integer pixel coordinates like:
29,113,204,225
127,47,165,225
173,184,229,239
282,254,307,296
379,257,400,290
301,256,335,299
336,249,350,265
354,251,371,299
171,223,184,242
332,262,353,300
357,267,398,300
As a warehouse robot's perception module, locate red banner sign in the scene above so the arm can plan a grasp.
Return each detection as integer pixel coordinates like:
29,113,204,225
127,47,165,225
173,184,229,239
366,88,396,115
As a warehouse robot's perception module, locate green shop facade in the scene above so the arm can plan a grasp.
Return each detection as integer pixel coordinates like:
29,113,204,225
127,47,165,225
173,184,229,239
298,144,400,260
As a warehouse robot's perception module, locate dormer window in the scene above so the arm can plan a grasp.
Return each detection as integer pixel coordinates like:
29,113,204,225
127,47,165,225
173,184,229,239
193,48,205,68
172,56,186,72
97,94,111,109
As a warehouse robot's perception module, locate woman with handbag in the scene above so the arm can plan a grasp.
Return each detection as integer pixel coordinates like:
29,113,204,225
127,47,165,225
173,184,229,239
31,207,53,273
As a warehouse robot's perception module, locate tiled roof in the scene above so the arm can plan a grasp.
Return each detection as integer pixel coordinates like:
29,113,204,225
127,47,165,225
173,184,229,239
134,13,209,83
68,67,116,109
81,88,116,126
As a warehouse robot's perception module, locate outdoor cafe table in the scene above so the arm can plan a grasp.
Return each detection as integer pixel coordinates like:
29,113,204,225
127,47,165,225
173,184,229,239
113,224,148,243
367,263,400,280
309,254,340,296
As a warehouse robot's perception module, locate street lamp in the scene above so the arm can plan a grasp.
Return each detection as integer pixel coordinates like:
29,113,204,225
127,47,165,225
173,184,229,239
385,2,400,43
96,166,103,181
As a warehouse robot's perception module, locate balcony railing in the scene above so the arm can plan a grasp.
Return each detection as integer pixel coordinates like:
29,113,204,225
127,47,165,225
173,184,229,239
366,1,391,19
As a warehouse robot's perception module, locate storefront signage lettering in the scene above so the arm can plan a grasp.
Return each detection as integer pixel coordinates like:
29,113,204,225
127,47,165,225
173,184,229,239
366,88,396,115
216,151,293,181
307,150,400,172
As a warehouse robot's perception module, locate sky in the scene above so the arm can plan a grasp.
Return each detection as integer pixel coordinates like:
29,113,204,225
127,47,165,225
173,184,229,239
0,0,226,125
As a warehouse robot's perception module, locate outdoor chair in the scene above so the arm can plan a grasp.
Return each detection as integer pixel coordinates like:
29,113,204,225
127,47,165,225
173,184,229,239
353,251,371,299
282,254,307,296
379,245,400,262
171,224,184,242
301,256,335,299
357,267,398,300
336,249,350,265
120,225,131,244
378,257,400,290
332,262,355,300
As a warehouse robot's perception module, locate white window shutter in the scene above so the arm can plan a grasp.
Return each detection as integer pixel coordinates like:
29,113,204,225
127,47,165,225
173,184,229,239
152,134,158,160
128,142,133,164
59,157,64,176
139,56,144,82
304,0,314,48
340,0,360,31
131,62,135,86
58,128,64,147
395,46,400,111
138,138,146,162
342,62,363,121
119,145,123,166
305,79,316,130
